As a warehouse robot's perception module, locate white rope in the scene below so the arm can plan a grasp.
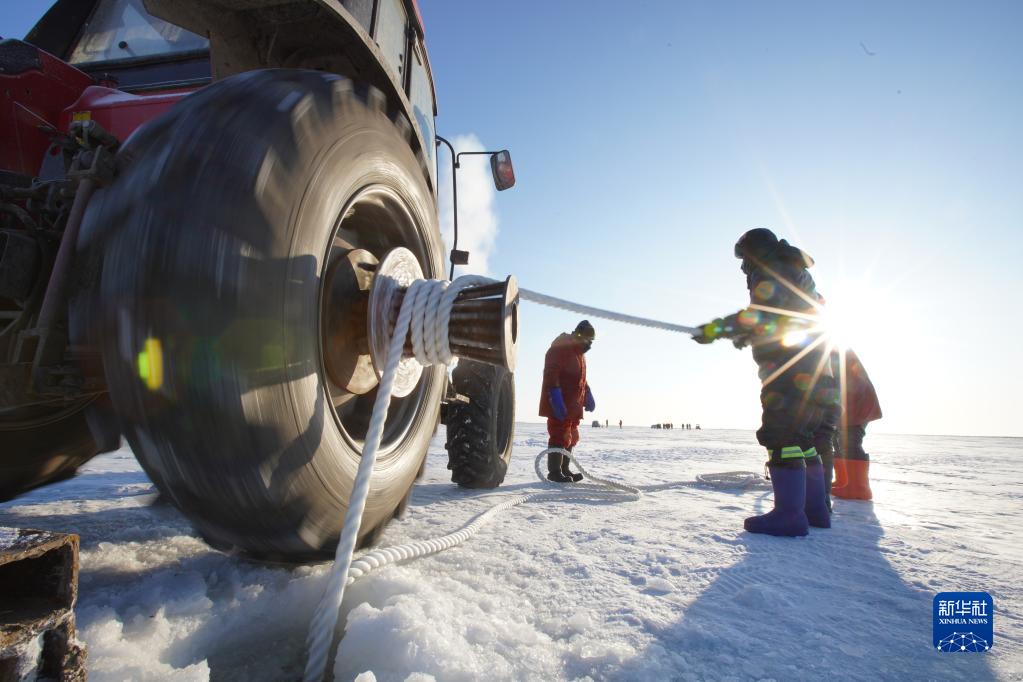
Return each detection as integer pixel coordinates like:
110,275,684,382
341,448,640,583
519,288,699,335
304,278,693,681
533,448,642,499
305,449,642,681
304,274,512,681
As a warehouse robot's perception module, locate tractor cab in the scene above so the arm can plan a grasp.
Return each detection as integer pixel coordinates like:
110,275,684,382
27,0,211,92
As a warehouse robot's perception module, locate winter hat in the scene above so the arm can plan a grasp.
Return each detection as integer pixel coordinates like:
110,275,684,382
573,320,595,340
734,228,814,268
733,228,779,259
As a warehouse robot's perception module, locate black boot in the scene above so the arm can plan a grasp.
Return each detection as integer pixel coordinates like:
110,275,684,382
547,453,572,482
818,444,834,512
561,449,584,482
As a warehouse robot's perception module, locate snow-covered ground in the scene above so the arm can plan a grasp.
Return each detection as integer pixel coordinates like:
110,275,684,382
1,425,1020,681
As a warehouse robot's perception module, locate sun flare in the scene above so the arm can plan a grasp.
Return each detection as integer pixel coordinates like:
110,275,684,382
816,278,902,357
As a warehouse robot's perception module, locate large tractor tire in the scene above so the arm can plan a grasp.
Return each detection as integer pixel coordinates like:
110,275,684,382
0,405,98,502
444,360,515,488
81,70,444,559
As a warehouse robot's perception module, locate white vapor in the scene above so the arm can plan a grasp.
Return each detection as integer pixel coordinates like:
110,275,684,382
437,134,499,277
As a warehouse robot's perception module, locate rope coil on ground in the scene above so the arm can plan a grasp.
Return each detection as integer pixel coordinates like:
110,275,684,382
345,448,641,582
304,279,691,681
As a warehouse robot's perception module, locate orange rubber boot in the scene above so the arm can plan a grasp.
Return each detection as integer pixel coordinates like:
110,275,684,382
831,460,872,500
832,458,848,489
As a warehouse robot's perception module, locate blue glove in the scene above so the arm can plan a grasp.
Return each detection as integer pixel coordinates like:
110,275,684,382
584,385,595,412
548,387,568,421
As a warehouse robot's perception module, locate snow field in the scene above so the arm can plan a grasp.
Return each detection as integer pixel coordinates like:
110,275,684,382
1,426,1020,680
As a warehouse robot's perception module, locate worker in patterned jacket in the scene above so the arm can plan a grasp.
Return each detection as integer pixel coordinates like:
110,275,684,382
692,229,830,536
539,320,596,482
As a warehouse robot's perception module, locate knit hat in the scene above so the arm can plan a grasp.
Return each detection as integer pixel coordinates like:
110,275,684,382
573,320,595,340
734,228,814,268
734,228,779,259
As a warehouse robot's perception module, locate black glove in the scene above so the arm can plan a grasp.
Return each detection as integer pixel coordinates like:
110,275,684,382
732,334,751,349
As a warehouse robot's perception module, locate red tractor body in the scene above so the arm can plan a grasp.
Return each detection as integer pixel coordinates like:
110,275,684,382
2,43,201,180
59,86,193,144
1,45,94,177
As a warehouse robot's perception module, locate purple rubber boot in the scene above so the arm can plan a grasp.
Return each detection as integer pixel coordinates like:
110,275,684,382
804,454,832,528
745,464,809,537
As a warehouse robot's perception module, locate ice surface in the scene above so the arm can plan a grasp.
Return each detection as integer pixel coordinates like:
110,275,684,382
1,426,1019,681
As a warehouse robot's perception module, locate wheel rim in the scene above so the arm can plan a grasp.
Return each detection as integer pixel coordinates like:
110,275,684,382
319,184,437,453
495,372,514,458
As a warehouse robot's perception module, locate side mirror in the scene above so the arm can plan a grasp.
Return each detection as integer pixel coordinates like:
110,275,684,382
490,150,515,191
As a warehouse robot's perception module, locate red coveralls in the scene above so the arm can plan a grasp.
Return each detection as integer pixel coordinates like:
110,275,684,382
838,349,882,460
538,333,588,448
842,349,882,428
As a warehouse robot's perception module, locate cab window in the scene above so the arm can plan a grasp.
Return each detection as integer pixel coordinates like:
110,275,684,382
68,0,208,65
342,0,375,33
409,40,435,167
374,0,408,81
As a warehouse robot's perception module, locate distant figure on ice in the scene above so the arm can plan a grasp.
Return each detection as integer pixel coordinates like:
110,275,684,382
619,419,623,429
539,320,596,482
692,228,830,537
831,349,882,500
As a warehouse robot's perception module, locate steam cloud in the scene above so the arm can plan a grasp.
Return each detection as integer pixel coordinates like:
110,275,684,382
438,134,499,276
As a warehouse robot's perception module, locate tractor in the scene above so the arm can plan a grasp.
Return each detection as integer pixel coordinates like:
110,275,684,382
0,0,517,561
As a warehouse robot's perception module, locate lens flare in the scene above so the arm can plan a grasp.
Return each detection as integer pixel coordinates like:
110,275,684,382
737,309,760,328
815,280,899,354
782,329,807,347
137,337,164,391
793,372,812,391
753,280,776,301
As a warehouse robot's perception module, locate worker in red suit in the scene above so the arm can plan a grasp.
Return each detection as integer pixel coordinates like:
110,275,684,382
538,320,596,482
831,349,882,500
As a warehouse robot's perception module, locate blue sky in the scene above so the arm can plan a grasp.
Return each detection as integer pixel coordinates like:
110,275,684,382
4,1,1021,436
420,0,1022,437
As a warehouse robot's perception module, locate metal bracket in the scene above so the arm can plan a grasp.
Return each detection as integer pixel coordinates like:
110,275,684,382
0,528,87,680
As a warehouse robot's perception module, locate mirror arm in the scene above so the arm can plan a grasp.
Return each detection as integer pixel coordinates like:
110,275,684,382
435,140,512,279
436,135,461,279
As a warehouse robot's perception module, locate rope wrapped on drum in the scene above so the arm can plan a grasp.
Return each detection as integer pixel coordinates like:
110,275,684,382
305,273,518,681
304,276,690,681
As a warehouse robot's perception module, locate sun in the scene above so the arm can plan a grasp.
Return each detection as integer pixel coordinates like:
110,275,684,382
746,262,909,391
815,277,903,357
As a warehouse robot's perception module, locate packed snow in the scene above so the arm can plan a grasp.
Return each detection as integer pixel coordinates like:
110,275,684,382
1,425,1020,681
